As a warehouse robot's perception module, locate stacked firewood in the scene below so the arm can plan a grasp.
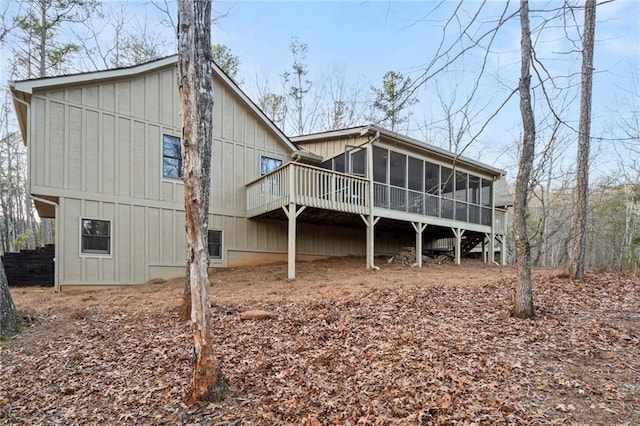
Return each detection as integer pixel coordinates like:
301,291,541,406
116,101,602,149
386,247,451,266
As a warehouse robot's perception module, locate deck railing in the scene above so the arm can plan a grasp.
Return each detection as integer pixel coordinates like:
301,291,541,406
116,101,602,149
247,162,508,235
246,162,369,217
373,182,494,227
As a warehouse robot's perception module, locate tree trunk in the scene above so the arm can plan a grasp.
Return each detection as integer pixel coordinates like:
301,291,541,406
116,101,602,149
177,0,226,403
1,260,19,339
512,0,535,319
570,0,596,281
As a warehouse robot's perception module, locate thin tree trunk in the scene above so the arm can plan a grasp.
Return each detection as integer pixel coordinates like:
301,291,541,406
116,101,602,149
512,0,535,319
1,260,19,338
177,0,226,404
570,0,596,281
39,0,47,78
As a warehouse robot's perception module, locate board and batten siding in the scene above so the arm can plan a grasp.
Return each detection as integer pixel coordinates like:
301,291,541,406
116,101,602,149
27,63,379,286
298,135,369,160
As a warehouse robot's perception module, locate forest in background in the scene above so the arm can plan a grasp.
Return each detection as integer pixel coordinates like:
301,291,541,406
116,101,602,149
0,0,638,272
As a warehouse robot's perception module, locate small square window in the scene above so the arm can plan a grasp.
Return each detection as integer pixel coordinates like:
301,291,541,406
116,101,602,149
81,219,111,255
163,134,182,179
260,156,283,175
208,230,222,260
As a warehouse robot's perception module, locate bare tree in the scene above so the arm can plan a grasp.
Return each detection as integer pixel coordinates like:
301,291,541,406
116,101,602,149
258,91,286,129
283,37,314,135
570,0,596,281
177,0,227,403
316,65,368,131
370,70,418,132
211,43,240,82
512,0,535,319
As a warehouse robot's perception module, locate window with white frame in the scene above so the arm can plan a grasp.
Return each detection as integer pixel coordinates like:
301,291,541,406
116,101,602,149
163,134,182,179
81,218,111,255
208,230,223,259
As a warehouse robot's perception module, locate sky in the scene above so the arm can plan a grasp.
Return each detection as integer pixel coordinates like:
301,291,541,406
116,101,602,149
3,0,639,180
158,0,640,179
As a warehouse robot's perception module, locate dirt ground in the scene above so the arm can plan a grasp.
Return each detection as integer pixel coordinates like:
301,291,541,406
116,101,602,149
1,257,639,425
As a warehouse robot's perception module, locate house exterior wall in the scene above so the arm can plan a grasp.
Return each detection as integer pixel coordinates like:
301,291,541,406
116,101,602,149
297,135,369,160
26,64,375,287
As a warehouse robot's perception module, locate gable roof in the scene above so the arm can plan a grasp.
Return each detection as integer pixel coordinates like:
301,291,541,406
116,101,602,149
293,124,506,179
9,55,302,157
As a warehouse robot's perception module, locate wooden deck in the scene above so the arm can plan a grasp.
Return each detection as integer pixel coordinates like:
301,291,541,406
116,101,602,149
246,162,507,234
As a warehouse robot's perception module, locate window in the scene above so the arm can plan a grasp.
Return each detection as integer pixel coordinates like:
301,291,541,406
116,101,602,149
469,175,481,204
333,153,345,173
163,135,182,179
208,230,222,259
407,156,423,191
389,152,406,188
81,219,111,255
455,171,468,201
261,156,283,175
373,147,387,183
441,167,454,198
347,148,365,176
424,162,439,194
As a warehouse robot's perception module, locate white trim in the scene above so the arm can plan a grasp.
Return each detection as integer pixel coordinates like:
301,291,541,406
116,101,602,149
10,55,300,156
79,217,113,258
9,56,179,95
294,125,505,178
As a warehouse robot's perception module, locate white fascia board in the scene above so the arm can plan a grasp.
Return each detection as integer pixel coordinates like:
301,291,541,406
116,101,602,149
9,54,299,155
368,124,506,178
291,126,370,143
9,56,179,94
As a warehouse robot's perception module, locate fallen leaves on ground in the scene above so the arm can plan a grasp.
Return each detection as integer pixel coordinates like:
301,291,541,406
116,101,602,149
1,259,638,425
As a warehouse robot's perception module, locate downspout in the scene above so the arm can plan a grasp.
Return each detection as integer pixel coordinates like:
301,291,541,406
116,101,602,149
30,196,60,292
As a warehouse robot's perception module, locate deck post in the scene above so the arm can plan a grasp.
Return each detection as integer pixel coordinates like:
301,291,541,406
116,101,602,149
452,227,465,265
283,204,306,280
489,232,495,264
361,214,380,269
365,141,377,270
497,234,507,265
482,234,487,263
411,222,427,267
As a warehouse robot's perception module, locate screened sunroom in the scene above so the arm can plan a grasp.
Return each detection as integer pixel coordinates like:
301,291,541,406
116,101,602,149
313,142,496,229
247,125,508,279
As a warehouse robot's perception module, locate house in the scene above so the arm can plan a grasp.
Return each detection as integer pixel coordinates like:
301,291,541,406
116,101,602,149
9,55,508,291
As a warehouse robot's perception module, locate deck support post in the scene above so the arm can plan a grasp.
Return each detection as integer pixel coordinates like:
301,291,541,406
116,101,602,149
451,227,465,265
283,204,306,280
496,234,506,266
411,222,427,267
481,234,487,263
360,214,380,269
488,232,495,264
483,232,492,263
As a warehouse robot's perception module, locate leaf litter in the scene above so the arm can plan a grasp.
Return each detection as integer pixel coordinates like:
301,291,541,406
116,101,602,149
1,258,638,425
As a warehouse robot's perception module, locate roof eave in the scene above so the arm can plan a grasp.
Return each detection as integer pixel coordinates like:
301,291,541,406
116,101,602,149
9,54,299,154
9,55,180,94
367,125,506,178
